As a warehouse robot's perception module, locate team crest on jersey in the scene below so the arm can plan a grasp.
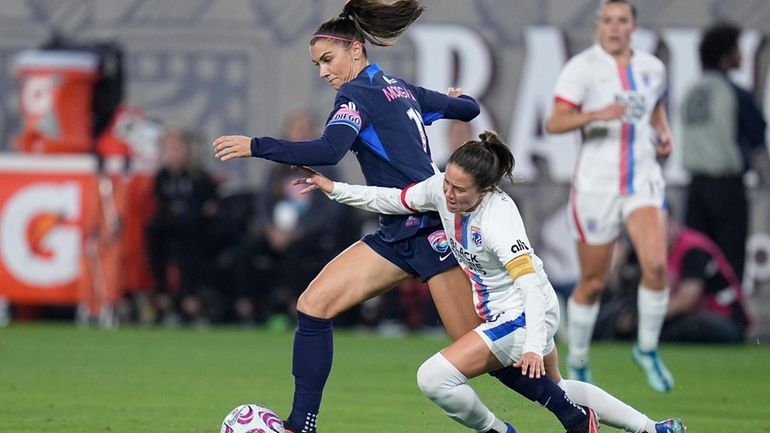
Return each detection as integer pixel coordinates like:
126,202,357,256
427,230,449,254
471,226,482,247
641,72,651,87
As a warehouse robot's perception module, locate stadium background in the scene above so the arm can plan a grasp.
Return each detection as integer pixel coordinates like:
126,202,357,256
0,0,769,335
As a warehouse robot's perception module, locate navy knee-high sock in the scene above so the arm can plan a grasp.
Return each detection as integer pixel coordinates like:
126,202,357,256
286,311,333,432
490,366,586,429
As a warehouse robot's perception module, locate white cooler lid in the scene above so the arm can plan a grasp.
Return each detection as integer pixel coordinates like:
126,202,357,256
12,49,98,74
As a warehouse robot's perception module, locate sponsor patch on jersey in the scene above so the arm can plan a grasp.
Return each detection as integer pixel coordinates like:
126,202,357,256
510,238,530,254
615,92,647,123
328,105,362,132
471,225,482,247
427,230,449,254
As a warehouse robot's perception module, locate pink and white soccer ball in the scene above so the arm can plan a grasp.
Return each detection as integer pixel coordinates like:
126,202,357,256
220,404,285,433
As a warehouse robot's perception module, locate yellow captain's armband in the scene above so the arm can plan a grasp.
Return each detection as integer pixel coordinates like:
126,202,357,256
505,255,535,281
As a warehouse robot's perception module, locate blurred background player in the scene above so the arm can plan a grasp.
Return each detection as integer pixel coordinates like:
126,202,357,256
680,22,768,283
546,0,675,392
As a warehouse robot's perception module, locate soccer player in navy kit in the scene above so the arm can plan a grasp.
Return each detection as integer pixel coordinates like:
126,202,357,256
214,1,593,432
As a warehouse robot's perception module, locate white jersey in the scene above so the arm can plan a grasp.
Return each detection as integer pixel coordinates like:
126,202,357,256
553,44,667,195
330,173,559,356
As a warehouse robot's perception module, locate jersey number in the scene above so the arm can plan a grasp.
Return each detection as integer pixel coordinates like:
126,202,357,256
406,107,429,153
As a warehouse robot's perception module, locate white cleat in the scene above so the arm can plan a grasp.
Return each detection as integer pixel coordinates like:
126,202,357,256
632,345,674,392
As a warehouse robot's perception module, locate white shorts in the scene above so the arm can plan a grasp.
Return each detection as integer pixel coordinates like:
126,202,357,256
474,307,560,367
568,187,665,245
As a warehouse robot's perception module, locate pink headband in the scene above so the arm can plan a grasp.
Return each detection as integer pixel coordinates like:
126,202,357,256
311,34,364,44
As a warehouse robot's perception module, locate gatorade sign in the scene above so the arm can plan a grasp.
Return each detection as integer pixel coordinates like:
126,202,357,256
0,155,95,304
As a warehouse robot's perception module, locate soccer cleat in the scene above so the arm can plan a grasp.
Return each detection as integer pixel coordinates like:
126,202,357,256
567,364,594,384
655,418,687,433
632,345,674,393
283,420,315,433
565,408,599,433
486,421,516,433
284,426,315,433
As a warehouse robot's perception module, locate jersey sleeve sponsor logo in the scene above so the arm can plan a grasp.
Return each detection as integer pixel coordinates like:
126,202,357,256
510,239,530,254
328,102,362,132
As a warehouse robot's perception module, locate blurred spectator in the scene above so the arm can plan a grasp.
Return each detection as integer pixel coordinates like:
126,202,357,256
145,128,219,326
226,109,359,326
439,120,474,170
663,219,752,343
681,22,768,281
446,119,474,153
229,164,354,327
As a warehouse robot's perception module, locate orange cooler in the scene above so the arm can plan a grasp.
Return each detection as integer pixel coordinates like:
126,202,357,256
13,49,98,154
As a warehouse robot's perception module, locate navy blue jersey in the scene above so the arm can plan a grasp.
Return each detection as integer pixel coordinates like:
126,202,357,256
251,63,479,241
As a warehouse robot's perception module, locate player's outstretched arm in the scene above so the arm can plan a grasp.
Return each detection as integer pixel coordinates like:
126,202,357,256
292,166,335,194
294,165,427,215
213,135,252,161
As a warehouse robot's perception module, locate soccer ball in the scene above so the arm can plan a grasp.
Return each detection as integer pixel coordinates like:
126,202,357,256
220,404,285,433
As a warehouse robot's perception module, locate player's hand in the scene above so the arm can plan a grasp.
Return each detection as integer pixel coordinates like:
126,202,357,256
513,352,545,379
292,165,335,194
655,130,672,158
213,135,253,161
592,102,626,121
447,87,464,98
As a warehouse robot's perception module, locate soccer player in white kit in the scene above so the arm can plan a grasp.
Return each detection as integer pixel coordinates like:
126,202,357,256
295,131,687,433
546,0,675,392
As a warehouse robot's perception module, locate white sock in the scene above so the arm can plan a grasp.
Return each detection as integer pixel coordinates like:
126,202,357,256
416,353,504,433
559,379,652,433
637,285,669,351
643,420,658,433
567,297,600,367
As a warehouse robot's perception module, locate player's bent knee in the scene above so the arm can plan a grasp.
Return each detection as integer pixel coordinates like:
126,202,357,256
640,258,666,282
574,277,606,302
295,287,337,319
416,353,466,401
416,356,441,398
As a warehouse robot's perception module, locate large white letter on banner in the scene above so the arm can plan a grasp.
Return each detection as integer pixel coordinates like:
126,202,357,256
662,28,703,185
508,26,573,181
409,23,495,167
0,182,81,287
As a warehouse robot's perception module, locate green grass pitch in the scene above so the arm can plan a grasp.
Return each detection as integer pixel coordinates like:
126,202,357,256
2,324,769,432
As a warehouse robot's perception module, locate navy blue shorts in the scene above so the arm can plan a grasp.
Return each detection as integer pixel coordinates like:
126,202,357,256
362,227,458,281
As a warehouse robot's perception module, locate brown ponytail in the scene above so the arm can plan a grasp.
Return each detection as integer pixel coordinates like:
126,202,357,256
447,130,515,189
311,0,424,52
